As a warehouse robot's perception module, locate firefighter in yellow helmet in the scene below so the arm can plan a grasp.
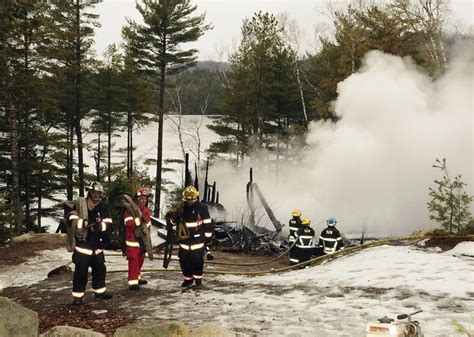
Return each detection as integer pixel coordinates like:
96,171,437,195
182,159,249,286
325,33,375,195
292,217,315,266
288,209,302,264
176,186,213,287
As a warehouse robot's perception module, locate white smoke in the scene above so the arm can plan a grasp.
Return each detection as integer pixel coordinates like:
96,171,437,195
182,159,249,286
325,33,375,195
210,44,473,236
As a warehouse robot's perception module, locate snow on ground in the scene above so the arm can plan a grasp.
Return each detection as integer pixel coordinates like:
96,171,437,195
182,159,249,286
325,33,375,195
0,249,70,290
2,242,473,336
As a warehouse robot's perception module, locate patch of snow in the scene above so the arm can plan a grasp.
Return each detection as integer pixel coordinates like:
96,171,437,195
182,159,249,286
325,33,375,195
444,242,474,257
0,249,70,288
2,243,474,336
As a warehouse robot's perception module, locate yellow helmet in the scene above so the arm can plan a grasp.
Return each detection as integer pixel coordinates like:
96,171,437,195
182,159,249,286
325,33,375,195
182,186,199,201
292,209,301,217
301,217,311,226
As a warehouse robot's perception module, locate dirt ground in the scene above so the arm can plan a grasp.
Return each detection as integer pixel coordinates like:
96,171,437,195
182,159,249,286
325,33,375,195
1,235,471,336
422,236,473,251
2,245,288,336
0,233,65,266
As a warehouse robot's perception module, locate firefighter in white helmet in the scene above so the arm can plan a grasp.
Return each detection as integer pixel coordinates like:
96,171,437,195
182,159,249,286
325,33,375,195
67,182,113,305
318,217,344,254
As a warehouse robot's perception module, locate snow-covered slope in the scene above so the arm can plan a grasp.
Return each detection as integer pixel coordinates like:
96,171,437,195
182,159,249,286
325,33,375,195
1,242,473,336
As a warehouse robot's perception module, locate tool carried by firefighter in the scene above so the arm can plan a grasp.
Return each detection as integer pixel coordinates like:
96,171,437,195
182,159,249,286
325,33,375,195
163,209,180,269
120,194,154,260
366,310,423,337
66,197,89,252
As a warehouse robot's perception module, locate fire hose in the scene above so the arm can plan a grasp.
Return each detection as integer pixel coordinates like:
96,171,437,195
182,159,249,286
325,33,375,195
101,235,427,276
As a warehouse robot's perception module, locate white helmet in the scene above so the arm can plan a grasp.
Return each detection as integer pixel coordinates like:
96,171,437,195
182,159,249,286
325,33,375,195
327,217,337,226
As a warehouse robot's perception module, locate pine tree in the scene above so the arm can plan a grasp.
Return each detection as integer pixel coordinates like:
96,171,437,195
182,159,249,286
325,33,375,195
47,0,103,197
0,1,26,232
118,46,156,179
428,158,473,234
209,12,301,167
88,44,124,183
122,0,211,216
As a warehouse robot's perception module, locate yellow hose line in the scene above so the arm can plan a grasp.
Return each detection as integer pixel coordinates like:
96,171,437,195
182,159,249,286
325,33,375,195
105,235,426,276
105,241,297,267
205,241,296,266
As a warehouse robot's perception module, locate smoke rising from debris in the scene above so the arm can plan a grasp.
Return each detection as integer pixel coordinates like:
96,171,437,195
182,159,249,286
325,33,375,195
212,43,473,236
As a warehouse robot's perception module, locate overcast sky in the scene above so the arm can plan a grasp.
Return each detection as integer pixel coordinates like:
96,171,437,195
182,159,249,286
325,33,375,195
93,0,473,61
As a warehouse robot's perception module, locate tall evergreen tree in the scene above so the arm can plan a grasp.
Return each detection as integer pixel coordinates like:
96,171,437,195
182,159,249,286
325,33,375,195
89,44,124,183
209,12,301,167
47,0,102,197
0,1,23,232
122,0,211,216
119,50,156,179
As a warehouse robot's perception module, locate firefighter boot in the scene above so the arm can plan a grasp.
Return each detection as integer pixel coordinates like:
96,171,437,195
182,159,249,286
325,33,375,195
194,279,202,286
72,297,83,306
138,279,148,285
181,280,193,287
94,292,113,300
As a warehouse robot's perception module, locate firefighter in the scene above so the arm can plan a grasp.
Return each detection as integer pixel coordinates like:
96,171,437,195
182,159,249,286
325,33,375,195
288,209,302,264
318,216,344,254
176,185,213,287
67,182,113,305
123,187,152,290
293,217,315,266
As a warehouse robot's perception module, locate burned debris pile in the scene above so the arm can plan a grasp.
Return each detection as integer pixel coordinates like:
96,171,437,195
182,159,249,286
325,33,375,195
207,167,287,256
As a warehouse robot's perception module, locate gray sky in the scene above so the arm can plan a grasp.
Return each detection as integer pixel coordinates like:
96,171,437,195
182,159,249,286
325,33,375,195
93,0,473,61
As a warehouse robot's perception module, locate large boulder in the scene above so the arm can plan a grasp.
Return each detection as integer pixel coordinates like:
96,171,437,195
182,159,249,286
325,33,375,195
0,297,38,337
190,323,235,337
114,320,188,337
40,326,105,337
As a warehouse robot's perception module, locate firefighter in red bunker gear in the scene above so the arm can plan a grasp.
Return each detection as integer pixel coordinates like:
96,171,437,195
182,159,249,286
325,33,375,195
123,187,152,290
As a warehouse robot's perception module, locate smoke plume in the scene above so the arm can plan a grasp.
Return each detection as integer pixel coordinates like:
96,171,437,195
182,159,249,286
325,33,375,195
211,44,473,236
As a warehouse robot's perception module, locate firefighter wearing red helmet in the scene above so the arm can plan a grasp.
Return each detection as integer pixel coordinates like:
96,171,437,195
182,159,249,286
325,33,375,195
123,187,152,290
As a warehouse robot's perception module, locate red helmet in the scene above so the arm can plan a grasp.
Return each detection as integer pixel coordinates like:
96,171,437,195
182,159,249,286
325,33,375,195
136,187,151,198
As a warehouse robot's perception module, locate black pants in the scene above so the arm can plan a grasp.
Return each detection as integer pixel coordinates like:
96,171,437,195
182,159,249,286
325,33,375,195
295,247,313,264
72,250,106,296
178,247,204,280
289,242,299,264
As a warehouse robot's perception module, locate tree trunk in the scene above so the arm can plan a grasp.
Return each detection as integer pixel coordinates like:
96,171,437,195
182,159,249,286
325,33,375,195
37,137,48,232
155,73,165,216
3,44,23,233
66,124,74,200
295,63,308,125
107,69,111,183
74,0,84,196
96,132,101,181
23,48,32,230
127,112,132,178
154,38,166,217
8,106,23,233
